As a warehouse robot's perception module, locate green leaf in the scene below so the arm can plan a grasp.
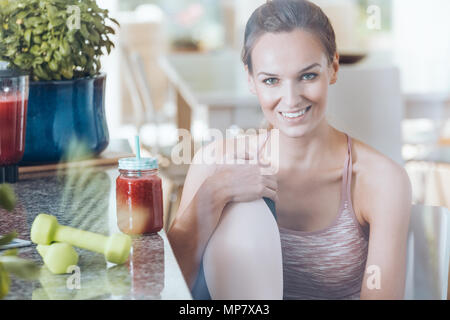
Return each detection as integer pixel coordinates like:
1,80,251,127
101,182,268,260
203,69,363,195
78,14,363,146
59,39,71,57
24,28,31,43
95,59,101,72
48,18,64,29
48,60,58,72
61,66,73,80
33,25,46,35
29,44,40,56
88,28,100,45
43,51,52,62
35,64,50,80
0,232,17,246
4,36,17,45
109,17,120,27
24,17,43,28
40,41,49,51
2,248,18,256
77,54,87,66
15,10,30,21
80,23,90,39
33,35,42,44
0,256,40,280
0,184,16,212
0,263,11,299
5,46,17,57
46,4,58,20
67,29,77,43
49,38,59,50
104,26,115,35
53,50,62,62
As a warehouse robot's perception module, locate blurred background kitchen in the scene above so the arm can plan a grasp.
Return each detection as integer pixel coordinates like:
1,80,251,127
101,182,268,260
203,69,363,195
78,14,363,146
95,0,450,231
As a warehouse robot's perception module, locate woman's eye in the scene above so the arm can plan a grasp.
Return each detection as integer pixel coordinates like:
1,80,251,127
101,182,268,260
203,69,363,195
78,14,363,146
263,78,278,86
301,73,317,81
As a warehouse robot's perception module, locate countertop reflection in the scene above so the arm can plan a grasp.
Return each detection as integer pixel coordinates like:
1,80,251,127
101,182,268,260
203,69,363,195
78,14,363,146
0,165,192,300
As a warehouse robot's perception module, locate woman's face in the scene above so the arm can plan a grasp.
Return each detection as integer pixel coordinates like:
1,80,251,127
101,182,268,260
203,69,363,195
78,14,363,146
247,29,339,138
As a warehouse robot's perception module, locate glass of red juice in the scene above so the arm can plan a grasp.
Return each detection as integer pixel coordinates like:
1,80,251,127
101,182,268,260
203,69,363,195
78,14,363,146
0,70,29,183
116,157,164,235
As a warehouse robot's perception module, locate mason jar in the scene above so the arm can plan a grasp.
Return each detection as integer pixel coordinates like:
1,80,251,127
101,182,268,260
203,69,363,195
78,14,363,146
116,157,163,235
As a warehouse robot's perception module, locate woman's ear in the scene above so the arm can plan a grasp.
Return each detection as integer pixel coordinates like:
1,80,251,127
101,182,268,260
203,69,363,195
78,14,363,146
329,52,339,85
245,65,257,95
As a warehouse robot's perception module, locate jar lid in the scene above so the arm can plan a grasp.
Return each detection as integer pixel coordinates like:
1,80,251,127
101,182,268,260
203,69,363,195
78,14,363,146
118,157,158,171
0,69,29,79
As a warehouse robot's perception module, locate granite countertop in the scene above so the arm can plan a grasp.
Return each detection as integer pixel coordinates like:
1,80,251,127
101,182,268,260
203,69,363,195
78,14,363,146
0,165,192,300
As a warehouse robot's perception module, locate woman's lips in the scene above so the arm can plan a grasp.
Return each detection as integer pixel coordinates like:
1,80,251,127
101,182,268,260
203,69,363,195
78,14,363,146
278,105,312,123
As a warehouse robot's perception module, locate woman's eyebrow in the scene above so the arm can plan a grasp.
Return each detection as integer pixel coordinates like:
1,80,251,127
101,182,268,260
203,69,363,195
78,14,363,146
257,63,321,77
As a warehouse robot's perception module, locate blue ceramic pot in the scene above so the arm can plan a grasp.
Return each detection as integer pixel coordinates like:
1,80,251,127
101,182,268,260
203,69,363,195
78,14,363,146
21,73,109,165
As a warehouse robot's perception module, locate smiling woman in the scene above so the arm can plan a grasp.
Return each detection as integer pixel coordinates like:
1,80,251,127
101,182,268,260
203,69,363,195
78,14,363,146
168,0,412,300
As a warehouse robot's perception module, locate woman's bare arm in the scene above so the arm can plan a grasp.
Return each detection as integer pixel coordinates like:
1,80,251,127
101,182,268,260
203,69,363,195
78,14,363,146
358,161,412,299
167,143,228,289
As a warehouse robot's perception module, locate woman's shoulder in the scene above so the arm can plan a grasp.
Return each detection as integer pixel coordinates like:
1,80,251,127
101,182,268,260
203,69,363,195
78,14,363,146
351,136,412,223
351,137,407,180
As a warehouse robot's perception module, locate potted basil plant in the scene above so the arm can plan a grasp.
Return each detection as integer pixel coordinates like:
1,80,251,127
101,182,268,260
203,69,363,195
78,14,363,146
0,0,119,164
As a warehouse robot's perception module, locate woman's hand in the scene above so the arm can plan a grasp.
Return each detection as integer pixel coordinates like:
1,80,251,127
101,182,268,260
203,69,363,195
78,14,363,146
210,156,278,204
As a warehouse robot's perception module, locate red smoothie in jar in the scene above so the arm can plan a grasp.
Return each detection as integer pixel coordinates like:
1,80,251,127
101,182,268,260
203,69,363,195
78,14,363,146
1,70,29,184
116,157,163,235
0,92,28,165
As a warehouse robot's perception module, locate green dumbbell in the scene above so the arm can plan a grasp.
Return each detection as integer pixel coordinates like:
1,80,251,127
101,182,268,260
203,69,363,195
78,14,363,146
31,213,131,265
36,243,79,274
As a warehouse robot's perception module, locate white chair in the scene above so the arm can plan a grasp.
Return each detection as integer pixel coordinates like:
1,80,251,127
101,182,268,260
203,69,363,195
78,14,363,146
404,204,450,299
326,65,404,165
120,46,178,157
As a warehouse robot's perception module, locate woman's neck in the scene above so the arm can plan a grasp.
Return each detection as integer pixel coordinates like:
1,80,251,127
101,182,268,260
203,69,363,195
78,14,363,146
278,120,339,170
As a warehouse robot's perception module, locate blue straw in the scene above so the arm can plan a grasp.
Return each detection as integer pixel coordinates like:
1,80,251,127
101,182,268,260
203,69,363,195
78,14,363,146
135,135,141,176
135,135,141,161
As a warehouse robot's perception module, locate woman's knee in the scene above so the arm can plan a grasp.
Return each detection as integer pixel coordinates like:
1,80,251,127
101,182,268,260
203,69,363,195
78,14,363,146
218,199,278,237
202,199,283,299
